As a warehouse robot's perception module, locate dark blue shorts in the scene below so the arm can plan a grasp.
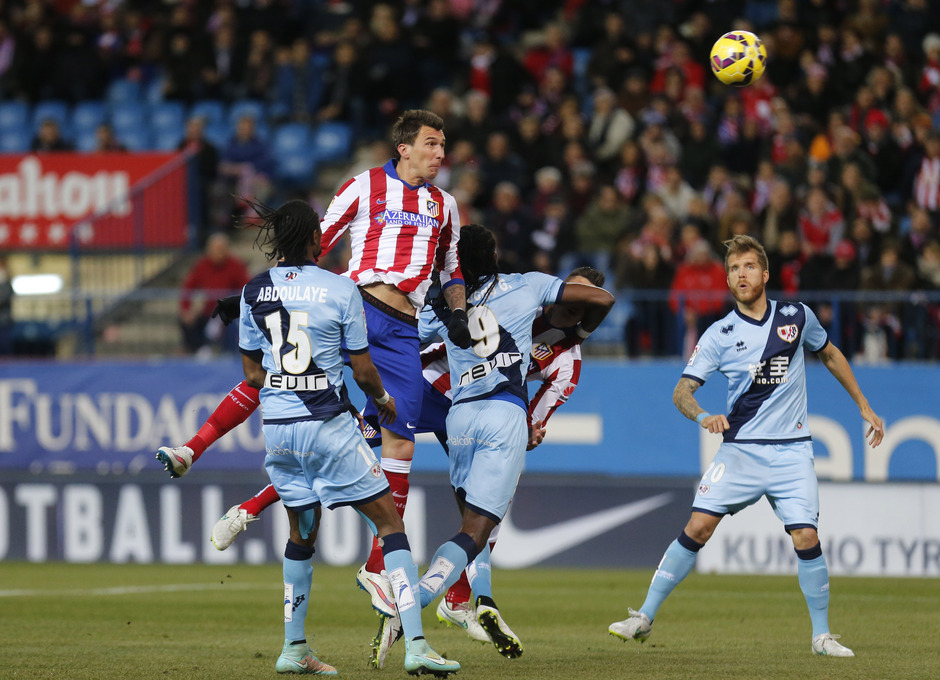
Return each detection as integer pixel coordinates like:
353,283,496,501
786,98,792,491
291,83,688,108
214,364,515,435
360,295,422,443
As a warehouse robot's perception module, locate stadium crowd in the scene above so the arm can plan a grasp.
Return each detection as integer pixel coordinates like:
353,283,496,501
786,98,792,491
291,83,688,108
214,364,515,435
3,0,940,360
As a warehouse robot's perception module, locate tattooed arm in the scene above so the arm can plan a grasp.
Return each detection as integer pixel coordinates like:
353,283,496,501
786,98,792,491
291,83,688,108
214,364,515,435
673,376,730,434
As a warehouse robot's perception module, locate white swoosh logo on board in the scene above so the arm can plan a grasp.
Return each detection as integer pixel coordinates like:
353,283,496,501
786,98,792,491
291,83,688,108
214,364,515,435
492,493,674,568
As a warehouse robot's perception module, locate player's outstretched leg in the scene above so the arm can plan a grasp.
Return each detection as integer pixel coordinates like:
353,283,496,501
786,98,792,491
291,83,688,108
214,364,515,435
609,531,701,644
403,637,461,677
211,485,280,550
357,563,397,617
156,445,194,478
812,633,854,657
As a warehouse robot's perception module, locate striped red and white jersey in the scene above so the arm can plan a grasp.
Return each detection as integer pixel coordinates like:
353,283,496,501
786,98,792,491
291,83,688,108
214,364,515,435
320,159,462,309
421,312,583,427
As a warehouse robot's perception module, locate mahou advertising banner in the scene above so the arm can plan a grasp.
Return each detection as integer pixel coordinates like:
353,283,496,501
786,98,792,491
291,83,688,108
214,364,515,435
0,153,189,250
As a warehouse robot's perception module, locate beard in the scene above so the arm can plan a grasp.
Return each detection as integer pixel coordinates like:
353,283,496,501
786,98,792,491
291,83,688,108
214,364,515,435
731,278,765,305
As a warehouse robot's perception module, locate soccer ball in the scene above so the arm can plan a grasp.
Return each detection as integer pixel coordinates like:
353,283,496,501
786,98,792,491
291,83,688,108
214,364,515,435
709,31,767,87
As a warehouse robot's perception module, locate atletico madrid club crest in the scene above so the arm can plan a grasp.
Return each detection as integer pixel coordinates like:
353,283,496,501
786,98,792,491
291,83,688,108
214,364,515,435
426,198,440,217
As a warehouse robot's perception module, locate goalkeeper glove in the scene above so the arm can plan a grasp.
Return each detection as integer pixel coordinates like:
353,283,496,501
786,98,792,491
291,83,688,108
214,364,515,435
211,295,240,326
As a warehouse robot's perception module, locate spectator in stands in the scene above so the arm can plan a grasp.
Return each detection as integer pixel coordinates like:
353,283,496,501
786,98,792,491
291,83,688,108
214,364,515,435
860,239,918,359
316,40,363,128
669,240,728,358
912,131,940,223
655,164,696,223
31,118,71,152
900,206,936,266
613,140,647,206
485,182,536,274
216,114,274,226
179,116,220,245
617,237,675,358
240,29,276,102
94,123,126,152
799,186,845,257
757,179,800,252
478,131,530,199
272,37,320,123
679,119,720,191
178,233,250,358
587,87,634,172
574,184,631,270
863,109,905,204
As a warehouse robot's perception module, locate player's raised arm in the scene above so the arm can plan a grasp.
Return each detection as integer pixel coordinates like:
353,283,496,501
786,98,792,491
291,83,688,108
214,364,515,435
815,341,884,447
557,282,614,334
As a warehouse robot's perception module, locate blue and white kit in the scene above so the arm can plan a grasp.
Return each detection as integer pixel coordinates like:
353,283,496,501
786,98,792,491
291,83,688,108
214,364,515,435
239,262,386,510
418,272,564,521
681,300,829,528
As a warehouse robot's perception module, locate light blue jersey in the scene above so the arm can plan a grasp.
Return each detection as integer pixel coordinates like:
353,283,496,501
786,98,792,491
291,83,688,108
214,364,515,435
418,272,564,522
682,300,828,444
239,261,369,423
418,272,564,409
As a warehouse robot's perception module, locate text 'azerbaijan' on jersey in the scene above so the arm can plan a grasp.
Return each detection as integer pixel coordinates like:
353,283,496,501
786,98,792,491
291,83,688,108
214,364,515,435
682,300,829,444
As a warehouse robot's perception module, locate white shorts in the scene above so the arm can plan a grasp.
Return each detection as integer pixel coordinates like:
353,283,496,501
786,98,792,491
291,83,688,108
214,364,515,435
263,413,387,510
692,440,820,530
445,400,527,522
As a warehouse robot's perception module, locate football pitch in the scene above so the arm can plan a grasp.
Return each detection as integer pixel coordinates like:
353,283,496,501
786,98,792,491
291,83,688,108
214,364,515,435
1,562,937,680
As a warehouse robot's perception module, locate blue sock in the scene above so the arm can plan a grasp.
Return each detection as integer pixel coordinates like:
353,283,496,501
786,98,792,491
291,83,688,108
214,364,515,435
639,532,701,621
467,544,492,600
381,532,424,641
283,541,315,643
419,533,478,608
796,543,830,637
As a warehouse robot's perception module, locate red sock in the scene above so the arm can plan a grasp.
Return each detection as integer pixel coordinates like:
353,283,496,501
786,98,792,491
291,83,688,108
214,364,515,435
446,572,472,606
186,381,260,461
239,484,280,517
365,469,409,573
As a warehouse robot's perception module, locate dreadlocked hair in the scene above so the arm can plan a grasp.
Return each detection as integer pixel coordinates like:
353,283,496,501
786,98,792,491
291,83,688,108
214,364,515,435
458,224,499,300
238,198,321,266
430,223,498,318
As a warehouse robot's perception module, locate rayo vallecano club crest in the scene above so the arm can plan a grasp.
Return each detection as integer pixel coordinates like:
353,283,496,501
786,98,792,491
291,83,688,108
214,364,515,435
777,324,798,343
426,198,440,217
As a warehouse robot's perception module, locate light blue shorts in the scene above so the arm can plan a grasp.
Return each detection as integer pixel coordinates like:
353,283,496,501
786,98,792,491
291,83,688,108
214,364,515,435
263,413,388,510
691,440,819,530
445,400,527,522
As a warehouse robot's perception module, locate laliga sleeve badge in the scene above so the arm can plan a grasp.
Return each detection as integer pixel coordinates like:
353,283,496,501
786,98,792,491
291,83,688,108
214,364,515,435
687,344,700,365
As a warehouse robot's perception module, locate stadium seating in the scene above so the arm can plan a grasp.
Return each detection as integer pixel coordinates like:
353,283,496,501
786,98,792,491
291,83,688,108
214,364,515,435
276,150,317,186
312,121,352,163
202,122,230,149
71,101,108,133
153,129,184,151
0,101,29,131
228,99,265,127
150,101,186,133
32,100,69,132
273,123,310,155
74,129,99,153
189,100,226,127
110,102,147,134
106,78,141,105
0,128,29,153
115,128,151,152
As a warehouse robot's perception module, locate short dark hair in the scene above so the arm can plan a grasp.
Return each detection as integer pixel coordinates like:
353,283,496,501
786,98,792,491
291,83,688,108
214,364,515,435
243,199,320,266
568,266,605,287
723,234,768,272
391,109,444,152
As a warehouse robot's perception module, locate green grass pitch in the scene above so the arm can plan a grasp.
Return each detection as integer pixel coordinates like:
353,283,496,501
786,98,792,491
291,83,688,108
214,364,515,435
1,562,938,679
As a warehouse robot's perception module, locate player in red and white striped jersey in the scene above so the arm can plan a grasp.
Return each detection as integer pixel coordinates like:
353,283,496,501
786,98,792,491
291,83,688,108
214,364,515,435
317,111,471,613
